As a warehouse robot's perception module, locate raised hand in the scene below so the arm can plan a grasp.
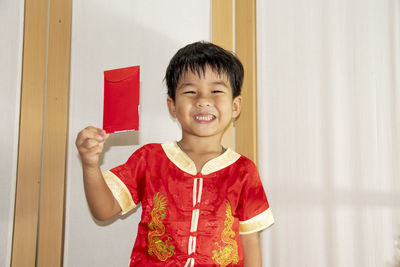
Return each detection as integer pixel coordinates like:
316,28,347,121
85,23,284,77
76,126,110,167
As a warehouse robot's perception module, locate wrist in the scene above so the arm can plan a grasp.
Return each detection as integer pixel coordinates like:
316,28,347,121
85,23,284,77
82,162,100,170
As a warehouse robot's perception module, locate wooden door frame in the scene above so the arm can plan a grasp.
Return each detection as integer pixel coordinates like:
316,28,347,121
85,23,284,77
11,0,72,266
212,0,235,150
213,0,258,162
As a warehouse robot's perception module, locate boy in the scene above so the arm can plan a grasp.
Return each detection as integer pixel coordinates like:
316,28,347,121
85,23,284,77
76,41,274,267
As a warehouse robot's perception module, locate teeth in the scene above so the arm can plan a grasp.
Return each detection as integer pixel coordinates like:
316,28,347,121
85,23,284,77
195,115,214,121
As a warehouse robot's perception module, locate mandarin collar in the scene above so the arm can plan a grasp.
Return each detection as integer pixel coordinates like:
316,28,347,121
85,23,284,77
161,141,241,175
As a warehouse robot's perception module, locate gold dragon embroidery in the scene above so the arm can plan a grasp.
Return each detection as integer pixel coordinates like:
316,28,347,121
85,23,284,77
147,192,175,261
212,200,239,267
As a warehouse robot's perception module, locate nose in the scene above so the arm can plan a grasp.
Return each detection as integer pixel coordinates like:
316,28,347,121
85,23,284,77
196,95,212,107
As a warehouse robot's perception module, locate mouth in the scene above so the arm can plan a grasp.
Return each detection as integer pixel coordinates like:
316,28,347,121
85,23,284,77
193,114,216,123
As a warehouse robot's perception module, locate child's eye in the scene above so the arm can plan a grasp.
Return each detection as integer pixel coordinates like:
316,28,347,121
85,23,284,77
183,91,196,94
212,90,224,94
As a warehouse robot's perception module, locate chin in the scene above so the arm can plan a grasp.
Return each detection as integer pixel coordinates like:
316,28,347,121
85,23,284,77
184,129,219,138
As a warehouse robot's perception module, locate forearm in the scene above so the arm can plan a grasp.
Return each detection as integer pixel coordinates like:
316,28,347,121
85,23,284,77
241,232,262,267
82,164,121,220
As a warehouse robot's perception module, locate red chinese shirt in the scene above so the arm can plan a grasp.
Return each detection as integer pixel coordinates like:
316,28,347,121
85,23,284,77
103,142,274,267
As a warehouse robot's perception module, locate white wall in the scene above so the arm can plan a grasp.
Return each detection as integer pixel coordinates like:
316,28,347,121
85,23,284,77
0,0,24,265
64,1,211,266
257,0,400,266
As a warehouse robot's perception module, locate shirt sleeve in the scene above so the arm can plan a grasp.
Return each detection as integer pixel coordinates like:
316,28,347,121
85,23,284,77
102,146,147,215
236,159,274,235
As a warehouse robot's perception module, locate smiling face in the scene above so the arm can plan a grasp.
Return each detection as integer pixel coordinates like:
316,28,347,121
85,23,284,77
167,66,242,141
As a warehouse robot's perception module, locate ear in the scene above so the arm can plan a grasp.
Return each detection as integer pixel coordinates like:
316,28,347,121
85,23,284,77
167,97,177,118
232,96,242,118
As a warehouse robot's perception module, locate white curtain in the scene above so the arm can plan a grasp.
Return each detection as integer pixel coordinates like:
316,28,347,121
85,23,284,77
257,0,400,266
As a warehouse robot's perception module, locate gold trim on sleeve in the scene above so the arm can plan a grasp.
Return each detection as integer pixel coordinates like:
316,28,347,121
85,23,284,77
102,170,136,215
239,208,274,235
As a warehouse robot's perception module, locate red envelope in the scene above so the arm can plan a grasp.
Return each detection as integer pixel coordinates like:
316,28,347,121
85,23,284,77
103,65,140,133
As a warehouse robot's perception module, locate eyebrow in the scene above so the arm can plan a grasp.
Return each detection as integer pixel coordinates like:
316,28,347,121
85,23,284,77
177,83,196,90
209,81,228,88
177,80,229,90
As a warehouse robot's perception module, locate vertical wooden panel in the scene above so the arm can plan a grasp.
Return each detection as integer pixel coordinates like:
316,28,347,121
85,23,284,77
36,0,72,265
212,0,233,50
12,0,72,265
212,0,234,149
11,0,48,266
235,0,258,163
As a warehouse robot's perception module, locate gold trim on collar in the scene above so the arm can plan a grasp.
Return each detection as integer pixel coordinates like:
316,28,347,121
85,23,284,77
201,148,241,175
162,142,197,175
161,142,241,175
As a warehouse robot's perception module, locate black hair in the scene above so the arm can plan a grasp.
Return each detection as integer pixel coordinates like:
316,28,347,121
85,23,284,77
165,41,244,101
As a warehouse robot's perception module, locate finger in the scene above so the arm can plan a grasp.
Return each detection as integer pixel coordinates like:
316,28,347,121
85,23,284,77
78,143,103,159
77,127,104,146
93,145,104,155
98,142,104,150
95,130,110,143
77,128,97,142
82,126,102,139
81,138,100,150
95,128,109,141
84,126,100,131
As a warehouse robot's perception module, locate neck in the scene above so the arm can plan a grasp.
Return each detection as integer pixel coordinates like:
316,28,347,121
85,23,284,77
179,134,223,154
